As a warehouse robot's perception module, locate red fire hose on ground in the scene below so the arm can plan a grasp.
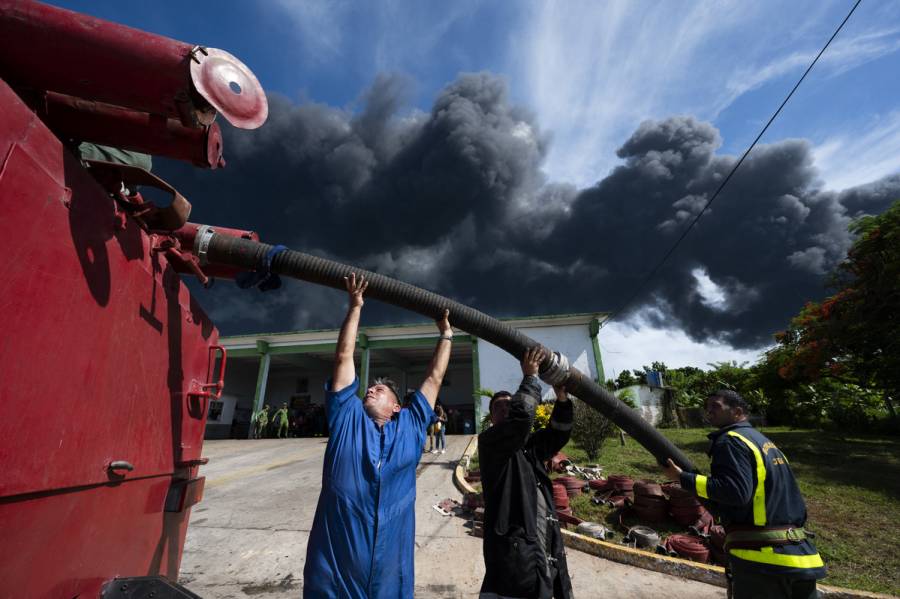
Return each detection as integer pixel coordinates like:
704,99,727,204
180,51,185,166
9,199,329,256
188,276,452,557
664,534,710,563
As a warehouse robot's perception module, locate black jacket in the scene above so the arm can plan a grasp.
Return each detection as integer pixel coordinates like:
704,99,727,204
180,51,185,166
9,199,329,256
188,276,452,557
478,375,574,599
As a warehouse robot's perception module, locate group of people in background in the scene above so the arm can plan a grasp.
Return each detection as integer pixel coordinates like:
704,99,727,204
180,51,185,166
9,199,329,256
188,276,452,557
425,402,447,453
250,402,327,439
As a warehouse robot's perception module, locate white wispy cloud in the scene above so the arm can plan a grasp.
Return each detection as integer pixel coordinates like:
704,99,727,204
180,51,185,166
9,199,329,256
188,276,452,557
600,310,765,378
269,0,351,65
717,26,900,117
515,1,749,187
370,0,485,74
513,1,900,188
692,267,727,311
813,110,900,190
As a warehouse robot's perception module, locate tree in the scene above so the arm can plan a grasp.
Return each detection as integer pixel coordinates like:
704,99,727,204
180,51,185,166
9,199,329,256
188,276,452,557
571,398,615,462
768,200,900,425
614,369,642,389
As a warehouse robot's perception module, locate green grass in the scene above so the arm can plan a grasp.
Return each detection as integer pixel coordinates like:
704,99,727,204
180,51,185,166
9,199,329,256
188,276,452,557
551,428,900,595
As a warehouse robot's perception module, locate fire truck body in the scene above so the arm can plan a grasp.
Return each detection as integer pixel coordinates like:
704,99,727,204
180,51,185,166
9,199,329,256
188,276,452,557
0,1,267,596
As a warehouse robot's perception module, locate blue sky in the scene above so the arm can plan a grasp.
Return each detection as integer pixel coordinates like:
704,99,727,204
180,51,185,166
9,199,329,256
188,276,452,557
55,0,900,190
51,0,900,375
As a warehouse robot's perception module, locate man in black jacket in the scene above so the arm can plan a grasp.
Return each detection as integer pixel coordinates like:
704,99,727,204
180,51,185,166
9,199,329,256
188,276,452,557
663,390,826,599
478,346,575,599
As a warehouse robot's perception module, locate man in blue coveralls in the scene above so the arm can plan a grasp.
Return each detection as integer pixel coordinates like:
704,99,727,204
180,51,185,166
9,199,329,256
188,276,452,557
663,390,826,599
303,273,453,598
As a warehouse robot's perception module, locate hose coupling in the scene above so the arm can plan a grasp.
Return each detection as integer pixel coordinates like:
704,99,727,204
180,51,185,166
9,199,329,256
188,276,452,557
540,351,570,386
195,224,216,266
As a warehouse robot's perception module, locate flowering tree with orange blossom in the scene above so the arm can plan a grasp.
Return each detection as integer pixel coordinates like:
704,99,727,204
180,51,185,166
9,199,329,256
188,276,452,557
765,200,900,426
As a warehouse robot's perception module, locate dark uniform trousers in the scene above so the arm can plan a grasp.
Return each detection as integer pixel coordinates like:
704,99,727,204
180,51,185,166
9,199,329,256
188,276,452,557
729,558,819,599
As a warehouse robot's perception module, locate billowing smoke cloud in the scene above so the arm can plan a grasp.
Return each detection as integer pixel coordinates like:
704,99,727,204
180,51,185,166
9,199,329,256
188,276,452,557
158,72,899,348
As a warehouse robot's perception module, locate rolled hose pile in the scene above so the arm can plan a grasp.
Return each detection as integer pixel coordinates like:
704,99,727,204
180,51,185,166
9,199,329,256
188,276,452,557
552,481,571,513
555,476,586,497
204,234,696,472
666,483,708,526
606,475,635,497
663,534,710,563
632,481,668,523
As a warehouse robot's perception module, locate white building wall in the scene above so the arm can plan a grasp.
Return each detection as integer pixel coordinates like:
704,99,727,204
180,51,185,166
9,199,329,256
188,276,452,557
477,323,597,417
622,385,664,425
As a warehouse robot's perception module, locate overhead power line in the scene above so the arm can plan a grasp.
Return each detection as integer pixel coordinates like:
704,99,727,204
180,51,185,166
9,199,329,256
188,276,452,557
609,0,863,323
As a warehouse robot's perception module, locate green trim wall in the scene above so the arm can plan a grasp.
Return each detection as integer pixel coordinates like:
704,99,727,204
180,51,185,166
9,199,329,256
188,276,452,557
226,343,336,357
589,317,606,383
230,333,478,410
227,335,473,357
367,334,472,349
471,337,482,429
357,333,369,399
250,340,271,439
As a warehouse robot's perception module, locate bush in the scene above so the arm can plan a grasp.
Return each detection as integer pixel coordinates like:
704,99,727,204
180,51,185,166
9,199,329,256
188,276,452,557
533,402,552,432
571,398,615,462
478,393,554,433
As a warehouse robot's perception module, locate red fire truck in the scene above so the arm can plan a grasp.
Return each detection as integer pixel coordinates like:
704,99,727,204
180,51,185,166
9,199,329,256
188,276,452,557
0,1,267,596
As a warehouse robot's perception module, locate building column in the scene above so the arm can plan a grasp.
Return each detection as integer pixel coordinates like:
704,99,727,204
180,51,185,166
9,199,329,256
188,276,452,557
357,333,369,399
589,317,606,384
471,337,482,433
249,340,271,439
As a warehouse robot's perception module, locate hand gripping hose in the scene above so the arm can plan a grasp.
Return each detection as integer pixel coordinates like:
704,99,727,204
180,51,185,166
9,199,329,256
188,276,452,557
204,234,696,472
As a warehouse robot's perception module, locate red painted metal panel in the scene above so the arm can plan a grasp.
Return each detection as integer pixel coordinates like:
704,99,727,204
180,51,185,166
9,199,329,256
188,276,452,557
0,0,200,124
0,476,191,598
40,92,224,168
0,0,268,130
0,76,218,593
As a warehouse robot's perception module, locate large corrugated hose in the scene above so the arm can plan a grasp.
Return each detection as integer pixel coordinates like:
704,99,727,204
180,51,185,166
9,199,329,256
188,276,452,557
205,233,696,472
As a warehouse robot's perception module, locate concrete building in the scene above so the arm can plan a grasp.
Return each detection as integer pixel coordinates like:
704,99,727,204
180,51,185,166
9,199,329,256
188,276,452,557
205,312,609,439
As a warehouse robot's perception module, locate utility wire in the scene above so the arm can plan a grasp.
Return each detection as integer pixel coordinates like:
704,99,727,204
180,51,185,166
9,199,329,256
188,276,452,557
609,0,863,323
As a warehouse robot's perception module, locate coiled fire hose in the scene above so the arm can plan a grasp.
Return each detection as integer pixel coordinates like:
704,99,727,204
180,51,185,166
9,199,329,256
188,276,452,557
200,232,697,472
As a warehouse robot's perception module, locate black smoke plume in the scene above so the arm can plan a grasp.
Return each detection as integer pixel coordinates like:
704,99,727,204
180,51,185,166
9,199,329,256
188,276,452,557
157,72,899,349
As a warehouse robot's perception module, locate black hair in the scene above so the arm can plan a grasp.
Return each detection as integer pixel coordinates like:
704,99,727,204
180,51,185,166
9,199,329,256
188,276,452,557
707,389,750,413
372,377,401,405
489,390,512,412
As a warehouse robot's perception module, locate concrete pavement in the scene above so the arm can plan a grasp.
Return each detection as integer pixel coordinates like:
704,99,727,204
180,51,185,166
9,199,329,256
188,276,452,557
180,436,725,598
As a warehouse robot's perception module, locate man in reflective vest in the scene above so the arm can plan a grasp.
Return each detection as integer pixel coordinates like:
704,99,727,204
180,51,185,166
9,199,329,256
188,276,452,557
663,390,826,599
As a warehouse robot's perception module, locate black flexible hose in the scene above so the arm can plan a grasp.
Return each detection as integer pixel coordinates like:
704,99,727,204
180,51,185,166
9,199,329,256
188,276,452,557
205,234,696,472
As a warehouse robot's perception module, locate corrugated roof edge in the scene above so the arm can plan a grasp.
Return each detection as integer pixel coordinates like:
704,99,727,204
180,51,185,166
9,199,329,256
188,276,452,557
219,311,611,342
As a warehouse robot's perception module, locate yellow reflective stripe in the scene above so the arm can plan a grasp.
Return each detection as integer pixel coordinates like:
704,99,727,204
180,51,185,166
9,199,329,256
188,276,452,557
695,474,709,499
730,547,824,569
727,431,767,526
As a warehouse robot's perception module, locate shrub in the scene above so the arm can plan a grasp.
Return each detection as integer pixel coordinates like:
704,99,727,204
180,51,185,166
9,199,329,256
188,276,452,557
571,398,615,462
533,402,552,432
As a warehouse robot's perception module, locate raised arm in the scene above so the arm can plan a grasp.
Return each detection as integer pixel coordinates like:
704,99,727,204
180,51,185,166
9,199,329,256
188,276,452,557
479,347,546,460
529,378,575,462
332,273,367,391
419,309,453,409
